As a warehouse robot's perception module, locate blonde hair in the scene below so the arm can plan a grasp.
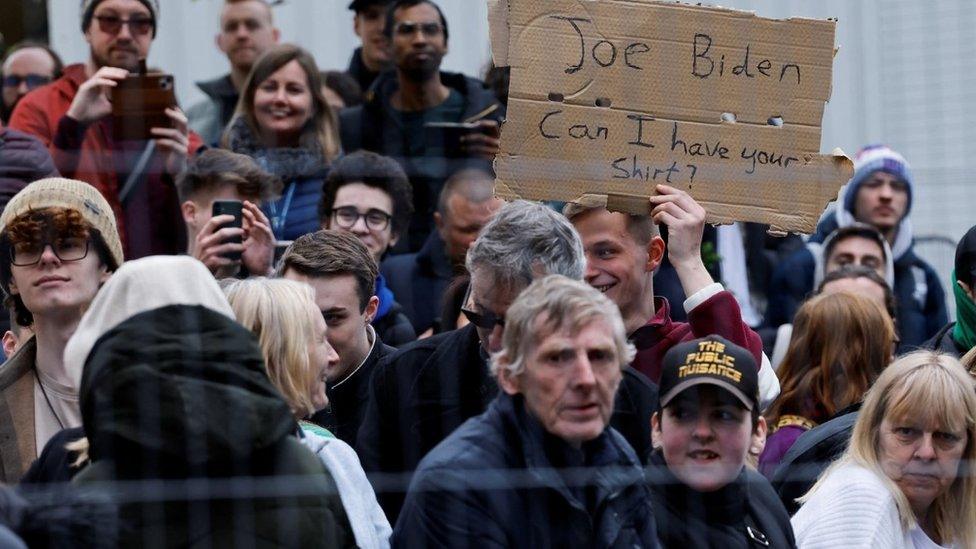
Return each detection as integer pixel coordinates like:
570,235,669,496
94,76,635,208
223,278,321,417
802,351,976,546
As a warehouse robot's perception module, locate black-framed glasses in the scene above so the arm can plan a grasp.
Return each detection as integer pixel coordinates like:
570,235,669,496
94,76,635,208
10,238,90,267
94,14,155,36
331,207,392,231
393,21,444,37
2,74,51,89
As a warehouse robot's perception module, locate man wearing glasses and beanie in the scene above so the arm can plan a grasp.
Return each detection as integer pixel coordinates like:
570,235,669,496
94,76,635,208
8,0,202,260
319,150,416,346
0,177,124,483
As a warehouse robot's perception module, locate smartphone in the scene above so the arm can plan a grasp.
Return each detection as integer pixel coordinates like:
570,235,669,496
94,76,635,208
111,71,176,141
424,121,481,158
212,200,243,261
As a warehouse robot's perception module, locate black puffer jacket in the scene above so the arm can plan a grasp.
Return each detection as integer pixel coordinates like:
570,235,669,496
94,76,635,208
648,451,796,549
76,304,356,548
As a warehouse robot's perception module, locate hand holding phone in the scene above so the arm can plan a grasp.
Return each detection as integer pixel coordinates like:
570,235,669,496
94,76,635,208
212,200,244,262
111,60,177,141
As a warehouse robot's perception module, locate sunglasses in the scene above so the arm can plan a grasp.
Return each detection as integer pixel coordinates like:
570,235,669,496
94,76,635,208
94,14,154,36
393,21,444,37
459,284,505,331
2,74,52,89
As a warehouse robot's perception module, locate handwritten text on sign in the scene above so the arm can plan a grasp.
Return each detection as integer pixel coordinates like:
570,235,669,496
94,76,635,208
491,0,851,234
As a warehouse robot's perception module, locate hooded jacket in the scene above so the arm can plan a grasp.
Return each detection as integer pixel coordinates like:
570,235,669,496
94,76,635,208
767,193,947,351
393,392,659,548
75,303,355,547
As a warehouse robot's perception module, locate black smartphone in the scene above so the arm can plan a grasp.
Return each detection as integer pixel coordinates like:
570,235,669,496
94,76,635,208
212,200,243,261
424,121,480,158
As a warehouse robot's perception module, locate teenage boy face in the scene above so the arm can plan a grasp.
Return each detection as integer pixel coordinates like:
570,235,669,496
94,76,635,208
653,385,765,492
8,218,110,320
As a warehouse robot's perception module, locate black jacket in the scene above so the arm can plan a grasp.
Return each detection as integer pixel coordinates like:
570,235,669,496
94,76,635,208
393,392,660,548
770,407,859,515
356,324,659,521
648,452,796,549
373,300,416,347
924,322,966,358
75,304,356,547
339,71,503,252
345,47,383,95
311,332,395,446
380,231,455,334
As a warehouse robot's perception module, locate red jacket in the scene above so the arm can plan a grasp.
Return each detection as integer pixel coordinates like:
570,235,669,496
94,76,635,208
9,64,201,258
630,291,764,383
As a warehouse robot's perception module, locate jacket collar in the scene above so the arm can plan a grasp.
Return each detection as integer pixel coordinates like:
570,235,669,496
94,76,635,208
195,74,237,101
629,297,674,350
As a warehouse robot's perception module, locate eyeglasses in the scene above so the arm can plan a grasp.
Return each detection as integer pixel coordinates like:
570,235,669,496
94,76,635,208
393,21,444,37
331,207,393,231
460,284,505,331
2,74,52,89
93,14,155,36
10,238,90,267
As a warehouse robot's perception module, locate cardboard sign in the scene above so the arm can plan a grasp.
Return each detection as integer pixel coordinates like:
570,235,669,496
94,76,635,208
488,0,854,234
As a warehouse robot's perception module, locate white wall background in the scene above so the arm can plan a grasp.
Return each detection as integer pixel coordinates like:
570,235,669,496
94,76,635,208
48,0,973,251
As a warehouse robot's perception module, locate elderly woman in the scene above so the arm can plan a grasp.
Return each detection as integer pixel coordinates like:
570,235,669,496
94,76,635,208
59,256,353,546
224,277,391,549
223,44,340,241
792,351,976,548
759,291,895,477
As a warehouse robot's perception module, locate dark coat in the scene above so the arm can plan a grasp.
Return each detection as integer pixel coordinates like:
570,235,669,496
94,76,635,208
311,333,395,446
924,322,966,358
20,426,85,485
0,127,58,213
767,211,947,351
345,47,383,95
339,71,503,252
75,304,356,548
380,231,454,333
372,300,416,348
356,324,659,521
392,392,660,548
770,407,859,515
648,452,795,549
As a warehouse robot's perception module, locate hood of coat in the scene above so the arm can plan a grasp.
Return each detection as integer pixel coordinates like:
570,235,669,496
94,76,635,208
79,303,296,478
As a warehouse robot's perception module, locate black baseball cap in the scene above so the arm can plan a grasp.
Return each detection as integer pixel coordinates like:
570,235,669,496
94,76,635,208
956,224,976,288
659,335,759,411
348,0,392,12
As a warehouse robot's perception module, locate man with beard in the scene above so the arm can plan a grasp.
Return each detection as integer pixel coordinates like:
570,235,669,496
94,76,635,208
346,0,394,93
186,0,280,145
339,0,504,253
9,0,202,260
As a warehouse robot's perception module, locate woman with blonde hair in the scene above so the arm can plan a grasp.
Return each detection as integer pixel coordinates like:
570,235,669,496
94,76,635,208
792,351,976,548
759,292,895,477
222,44,340,241
224,277,391,549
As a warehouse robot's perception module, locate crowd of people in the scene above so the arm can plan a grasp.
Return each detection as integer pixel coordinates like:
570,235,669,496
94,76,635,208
0,0,973,547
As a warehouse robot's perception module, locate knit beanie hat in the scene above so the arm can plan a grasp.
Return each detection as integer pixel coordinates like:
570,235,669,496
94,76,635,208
842,144,914,217
0,178,124,286
80,0,160,37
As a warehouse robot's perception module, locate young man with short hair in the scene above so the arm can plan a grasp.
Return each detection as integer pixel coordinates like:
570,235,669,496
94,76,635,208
319,150,416,345
345,0,393,93
277,230,394,445
0,177,123,482
9,0,203,259
187,0,280,145
176,148,279,278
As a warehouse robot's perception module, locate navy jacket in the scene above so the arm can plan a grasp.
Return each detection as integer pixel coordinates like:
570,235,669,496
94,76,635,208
767,211,946,351
392,392,659,548
357,324,659,522
380,231,454,334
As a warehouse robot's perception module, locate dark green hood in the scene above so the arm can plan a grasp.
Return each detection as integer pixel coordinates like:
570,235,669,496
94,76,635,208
79,304,296,479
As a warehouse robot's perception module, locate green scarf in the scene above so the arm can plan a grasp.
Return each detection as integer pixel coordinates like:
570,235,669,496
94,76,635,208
952,270,976,351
